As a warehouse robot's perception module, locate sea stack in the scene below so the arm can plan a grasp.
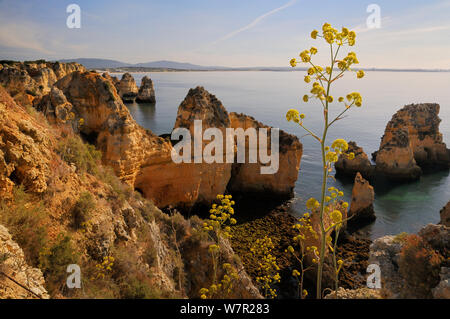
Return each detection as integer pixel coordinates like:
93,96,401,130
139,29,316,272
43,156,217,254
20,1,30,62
136,76,156,103
117,72,138,102
335,141,374,180
374,103,450,181
348,172,376,230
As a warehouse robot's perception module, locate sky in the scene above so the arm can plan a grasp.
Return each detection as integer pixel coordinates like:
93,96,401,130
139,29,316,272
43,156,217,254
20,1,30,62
1,0,450,69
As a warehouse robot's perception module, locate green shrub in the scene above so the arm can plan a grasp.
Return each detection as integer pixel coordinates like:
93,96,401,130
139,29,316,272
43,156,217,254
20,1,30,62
39,234,79,296
57,135,102,175
0,186,48,266
72,192,95,229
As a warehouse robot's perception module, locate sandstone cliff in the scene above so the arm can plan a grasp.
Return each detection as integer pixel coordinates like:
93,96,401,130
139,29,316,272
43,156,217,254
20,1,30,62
0,61,86,107
0,79,260,299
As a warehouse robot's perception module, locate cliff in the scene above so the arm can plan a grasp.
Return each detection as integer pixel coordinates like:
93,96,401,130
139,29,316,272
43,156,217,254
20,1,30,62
0,69,261,299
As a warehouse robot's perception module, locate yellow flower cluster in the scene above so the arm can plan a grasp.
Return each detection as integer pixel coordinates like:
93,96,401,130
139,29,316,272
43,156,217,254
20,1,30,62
286,109,300,123
346,92,362,107
202,194,236,239
325,138,351,164
92,256,114,280
251,236,281,299
337,52,359,71
199,263,239,299
318,23,356,46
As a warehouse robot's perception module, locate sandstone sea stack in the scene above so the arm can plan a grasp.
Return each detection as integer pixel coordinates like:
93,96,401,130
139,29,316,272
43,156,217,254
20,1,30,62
334,141,374,180
374,103,450,181
136,76,156,103
348,172,376,230
116,72,138,102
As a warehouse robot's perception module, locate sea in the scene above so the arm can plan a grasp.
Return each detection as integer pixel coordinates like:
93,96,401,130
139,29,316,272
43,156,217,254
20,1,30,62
117,70,450,239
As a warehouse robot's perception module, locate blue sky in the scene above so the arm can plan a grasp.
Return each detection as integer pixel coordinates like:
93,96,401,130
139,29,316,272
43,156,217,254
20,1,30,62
1,0,450,68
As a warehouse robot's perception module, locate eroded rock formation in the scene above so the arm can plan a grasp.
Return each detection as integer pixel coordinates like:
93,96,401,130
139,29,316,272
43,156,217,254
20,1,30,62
0,86,52,198
374,103,450,181
0,61,86,107
228,112,302,200
348,172,376,230
136,76,156,103
116,72,138,102
335,141,374,180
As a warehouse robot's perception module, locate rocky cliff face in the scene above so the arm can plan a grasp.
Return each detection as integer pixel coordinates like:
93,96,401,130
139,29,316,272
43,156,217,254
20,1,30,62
335,141,374,180
136,76,156,103
0,61,86,107
0,224,49,299
116,72,138,102
0,86,52,198
375,103,450,181
0,79,260,299
348,173,375,231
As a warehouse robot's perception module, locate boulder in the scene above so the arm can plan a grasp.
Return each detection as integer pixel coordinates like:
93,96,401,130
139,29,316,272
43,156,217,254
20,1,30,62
348,172,376,230
335,141,374,180
136,76,156,103
439,201,450,227
116,72,138,102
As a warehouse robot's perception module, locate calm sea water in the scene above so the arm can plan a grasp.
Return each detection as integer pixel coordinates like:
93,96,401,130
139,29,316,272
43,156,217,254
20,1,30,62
118,71,450,239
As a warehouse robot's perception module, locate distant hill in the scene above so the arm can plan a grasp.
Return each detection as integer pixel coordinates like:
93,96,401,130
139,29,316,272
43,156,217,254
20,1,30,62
133,60,225,70
58,58,130,69
58,58,224,70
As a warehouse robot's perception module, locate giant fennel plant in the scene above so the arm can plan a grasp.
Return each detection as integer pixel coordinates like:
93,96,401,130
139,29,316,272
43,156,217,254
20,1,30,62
286,23,364,299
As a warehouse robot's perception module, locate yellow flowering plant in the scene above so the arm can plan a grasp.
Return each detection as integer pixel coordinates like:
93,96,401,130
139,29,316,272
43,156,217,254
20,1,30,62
199,194,239,299
287,23,364,298
250,236,281,298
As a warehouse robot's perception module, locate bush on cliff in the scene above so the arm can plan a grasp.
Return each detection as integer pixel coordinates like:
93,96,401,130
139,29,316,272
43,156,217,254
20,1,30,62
0,186,48,266
71,191,95,229
57,135,102,175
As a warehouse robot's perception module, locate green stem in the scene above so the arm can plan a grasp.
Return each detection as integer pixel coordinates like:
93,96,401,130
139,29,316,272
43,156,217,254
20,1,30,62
316,43,336,299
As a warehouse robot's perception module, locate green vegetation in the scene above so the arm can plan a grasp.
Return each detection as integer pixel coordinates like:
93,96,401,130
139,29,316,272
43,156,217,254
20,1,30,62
57,135,102,175
71,192,96,229
0,186,48,266
39,234,79,296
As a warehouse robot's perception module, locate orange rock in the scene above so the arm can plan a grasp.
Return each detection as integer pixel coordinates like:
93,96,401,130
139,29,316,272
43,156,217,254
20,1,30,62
348,172,376,230
375,103,450,181
335,141,374,180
